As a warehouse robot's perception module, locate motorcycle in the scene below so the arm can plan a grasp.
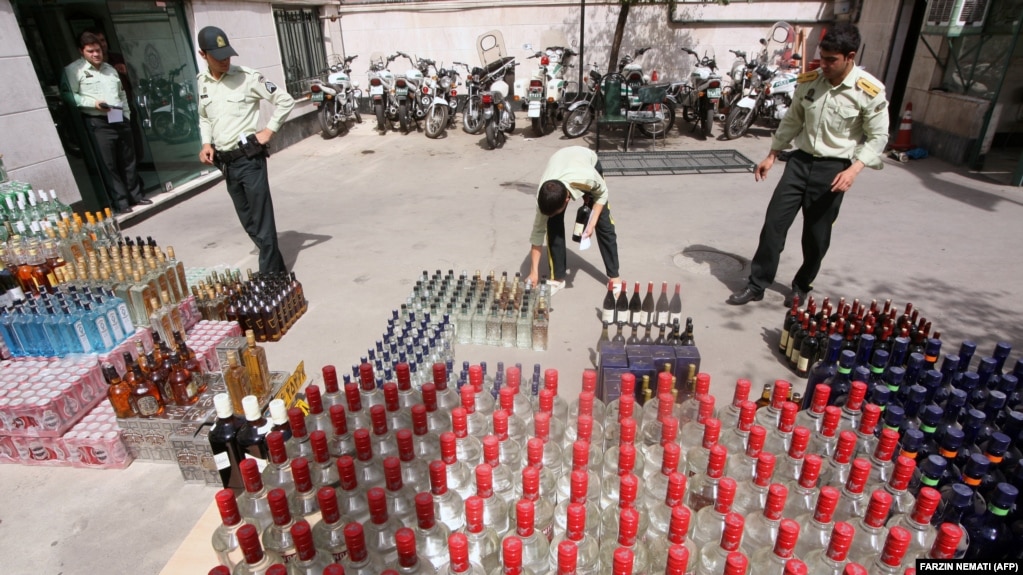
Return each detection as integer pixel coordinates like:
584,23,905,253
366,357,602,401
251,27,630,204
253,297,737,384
423,65,460,139
617,47,674,137
675,47,722,139
393,52,432,134
481,62,518,149
367,52,401,134
137,63,197,144
722,48,761,113
514,46,576,136
309,54,362,139
724,22,801,140
459,57,518,137
561,62,672,140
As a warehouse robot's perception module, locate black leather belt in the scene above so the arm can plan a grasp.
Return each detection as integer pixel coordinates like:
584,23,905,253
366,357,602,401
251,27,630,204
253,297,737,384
794,149,852,166
214,147,247,163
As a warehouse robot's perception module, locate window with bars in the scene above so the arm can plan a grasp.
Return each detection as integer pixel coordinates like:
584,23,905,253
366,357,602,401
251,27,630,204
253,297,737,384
273,6,327,97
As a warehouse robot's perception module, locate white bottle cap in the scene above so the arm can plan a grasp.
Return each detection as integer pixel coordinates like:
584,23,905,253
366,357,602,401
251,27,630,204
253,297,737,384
268,399,288,425
214,393,233,419
242,395,261,421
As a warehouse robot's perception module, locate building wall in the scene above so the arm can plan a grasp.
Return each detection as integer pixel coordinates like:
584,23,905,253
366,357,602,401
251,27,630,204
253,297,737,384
0,0,79,202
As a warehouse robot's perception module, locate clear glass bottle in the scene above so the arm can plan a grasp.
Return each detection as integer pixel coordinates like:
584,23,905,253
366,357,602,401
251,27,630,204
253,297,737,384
335,455,370,525
846,489,892,566
747,518,799,575
237,458,274,533
395,526,439,575
327,404,356,459
801,521,854,575
439,532,487,575
818,431,857,490
724,425,765,483
414,492,452,570
599,507,648,575
648,503,697,575
505,499,549,574
352,428,384,488
762,402,797,458
731,453,775,518
364,486,403,564
794,384,830,434
260,488,297,563
341,522,386,575
808,406,842,459
864,428,900,492
452,406,484,468
719,379,752,433
430,459,466,533
463,495,501,572
720,401,757,461
691,476,738,552
233,523,284,575
211,488,246,570
776,426,810,487
832,458,871,525
867,526,911,575
311,487,348,562
695,512,745,575
287,458,320,520
753,380,790,431
441,431,477,502
686,444,728,513
885,485,940,558
792,485,840,559
742,483,788,553
483,435,517,507
882,455,917,521
547,502,599,574
287,519,331,575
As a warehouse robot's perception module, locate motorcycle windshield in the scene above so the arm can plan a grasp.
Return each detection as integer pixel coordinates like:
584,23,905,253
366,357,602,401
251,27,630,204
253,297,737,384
764,22,797,70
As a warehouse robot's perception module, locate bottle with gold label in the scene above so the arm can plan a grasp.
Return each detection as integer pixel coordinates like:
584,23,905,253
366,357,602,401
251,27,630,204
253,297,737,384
104,362,135,418
130,359,165,418
165,246,188,302
149,296,174,345
242,329,270,402
160,289,184,335
169,350,199,406
130,270,157,326
224,350,254,415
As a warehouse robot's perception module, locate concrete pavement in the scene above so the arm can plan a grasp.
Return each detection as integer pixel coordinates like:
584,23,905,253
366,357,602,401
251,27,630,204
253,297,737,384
2,116,1022,574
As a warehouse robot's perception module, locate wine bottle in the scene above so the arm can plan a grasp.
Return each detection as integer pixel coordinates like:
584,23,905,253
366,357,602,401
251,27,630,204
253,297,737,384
639,282,655,327
627,283,642,326
615,282,629,325
601,282,617,325
237,395,271,463
668,283,682,327
654,282,670,327
209,393,247,490
571,202,591,243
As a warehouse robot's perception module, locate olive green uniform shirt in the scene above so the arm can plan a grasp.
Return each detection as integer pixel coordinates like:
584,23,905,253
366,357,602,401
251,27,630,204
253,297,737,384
771,66,889,169
61,58,130,119
530,146,609,246
197,65,295,152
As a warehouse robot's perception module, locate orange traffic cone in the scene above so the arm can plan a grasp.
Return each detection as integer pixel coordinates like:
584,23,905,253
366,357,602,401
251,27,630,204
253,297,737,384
891,103,913,152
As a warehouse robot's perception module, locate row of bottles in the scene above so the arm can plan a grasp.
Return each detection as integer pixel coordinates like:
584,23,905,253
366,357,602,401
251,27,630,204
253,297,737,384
193,269,307,343
0,184,74,241
600,281,683,329
0,285,134,356
103,330,208,417
441,269,552,351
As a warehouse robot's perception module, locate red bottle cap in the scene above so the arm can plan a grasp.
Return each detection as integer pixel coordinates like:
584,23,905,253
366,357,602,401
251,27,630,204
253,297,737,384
468,365,483,390
912,486,941,524
291,519,316,561
353,428,373,462
384,456,404,491
539,388,555,414
483,435,501,467
288,407,308,438
754,452,776,486
515,499,535,536
773,518,800,557
544,368,559,393
815,486,841,523
500,387,515,412
448,532,470,571
618,443,637,475
617,506,640,545
558,539,578,572
657,371,674,396
534,411,551,441
358,363,375,389
570,469,589,503
612,547,634,575
821,406,842,436
329,404,348,436
666,544,690,574
572,440,590,470
880,526,911,566
889,455,916,491
657,394,675,421
268,488,291,526
668,504,692,544
771,380,791,410
522,466,540,498
383,382,401,412
842,563,868,575
859,403,881,434
465,495,484,533
715,476,737,513
343,522,368,562
310,429,329,464
834,431,857,464
369,404,389,436
240,457,264,493
291,457,313,493
864,490,893,528
845,458,871,494
441,432,458,464
620,417,637,444
696,373,711,396
323,366,339,393
429,459,449,495
337,455,358,490
209,566,231,575
396,428,416,462
421,383,438,412
507,366,521,387
577,414,594,442
720,512,745,551
395,363,411,390
493,410,510,440
344,382,363,413
460,385,476,414
778,402,797,432
800,454,823,488
666,472,687,507
765,483,788,521
215,489,241,526
307,385,324,414
738,400,757,432
578,391,595,418
318,486,341,524
619,473,639,505
784,559,808,575
396,527,418,567
503,535,524,568
697,395,716,425
566,501,587,541
789,426,811,459
581,370,598,394
732,379,751,406
931,523,964,559
450,405,471,437
526,437,544,467
619,394,636,420
475,463,494,497
620,373,636,396
367,486,388,523
826,521,855,561
432,363,448,390
811,384,831,413
266,430,288,465
746,425,767,458
723,552,747,575
873,428,900,462
708,444,728,478
846,381,867,410
662,442,682,476
702,418,722,448
236,523,264,565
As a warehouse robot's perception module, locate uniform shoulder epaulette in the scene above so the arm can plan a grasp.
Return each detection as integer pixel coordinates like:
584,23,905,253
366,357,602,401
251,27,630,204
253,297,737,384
856,76,881,98
797,69,820,84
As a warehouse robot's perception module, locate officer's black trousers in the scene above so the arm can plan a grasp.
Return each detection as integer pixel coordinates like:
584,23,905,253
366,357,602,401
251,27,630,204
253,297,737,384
86,116,143,210
748,150,849,294
223,155,287,275
546,204,620,282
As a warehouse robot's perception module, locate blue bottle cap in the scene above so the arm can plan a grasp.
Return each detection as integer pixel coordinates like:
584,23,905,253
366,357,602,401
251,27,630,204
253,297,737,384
941,428,965,451
886,366,905,386
958,372,979,391
959,340,977,356
948,482,974,508
986,432,1011,457
920,404,944,426
907,353,925,368
900,428,925,453
908,385,928,403
829,333,844,348
1013,358,1023,378
871,349,890,368
839,350,857,367
870,386,892,407
994,342,1012,360
941,354,961,373
991,483,1019,509
921,454,948,478
947,388,968,408
986,390,1007,410
925,338,942,357
854,366,871,381
964,452,991,479
884,405,905,428
979,357,998,375
921,370,942,389
963,409,987,430
999,374,1018,394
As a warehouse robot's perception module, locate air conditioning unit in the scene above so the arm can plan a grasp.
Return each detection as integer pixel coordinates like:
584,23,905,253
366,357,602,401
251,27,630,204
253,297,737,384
923,0,991,36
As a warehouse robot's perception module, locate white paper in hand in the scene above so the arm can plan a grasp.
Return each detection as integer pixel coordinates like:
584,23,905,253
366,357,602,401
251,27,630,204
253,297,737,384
106,107,124,123
579,236,592,251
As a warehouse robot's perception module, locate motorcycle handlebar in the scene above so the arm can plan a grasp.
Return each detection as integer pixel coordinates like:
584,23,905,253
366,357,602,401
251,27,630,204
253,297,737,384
635,47,652,56
345,55,358,63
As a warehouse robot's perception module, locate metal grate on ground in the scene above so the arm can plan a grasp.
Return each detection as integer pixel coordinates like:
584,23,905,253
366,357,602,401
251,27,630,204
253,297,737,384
597,149,756,176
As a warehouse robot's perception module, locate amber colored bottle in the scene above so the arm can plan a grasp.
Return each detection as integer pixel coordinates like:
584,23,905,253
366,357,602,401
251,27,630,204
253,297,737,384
149,349,172,404
104,363,135,418
224,350,254,415
291,272,308,317
129,361,165,417
169,351,199,406
242,329,270,401
260,298,281,342
174,331,207,394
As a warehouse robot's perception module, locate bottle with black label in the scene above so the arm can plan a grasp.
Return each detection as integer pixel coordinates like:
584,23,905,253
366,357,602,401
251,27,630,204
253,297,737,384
236,395,272,466
209,393,247,489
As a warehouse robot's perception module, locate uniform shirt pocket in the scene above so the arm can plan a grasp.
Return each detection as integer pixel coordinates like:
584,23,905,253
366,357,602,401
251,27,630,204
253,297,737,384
207,93,248,118
829,104,860,132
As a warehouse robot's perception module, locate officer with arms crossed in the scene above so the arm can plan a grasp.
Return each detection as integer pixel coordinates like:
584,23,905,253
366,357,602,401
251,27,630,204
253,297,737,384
197,26,294,274
62,30,150,214
727,23,889,306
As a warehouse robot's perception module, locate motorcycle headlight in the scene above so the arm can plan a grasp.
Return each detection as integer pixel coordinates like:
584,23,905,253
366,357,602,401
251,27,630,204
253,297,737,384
352,80,360,88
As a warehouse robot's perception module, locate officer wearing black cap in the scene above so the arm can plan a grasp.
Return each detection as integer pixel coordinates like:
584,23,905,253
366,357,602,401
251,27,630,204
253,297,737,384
196,26,294,274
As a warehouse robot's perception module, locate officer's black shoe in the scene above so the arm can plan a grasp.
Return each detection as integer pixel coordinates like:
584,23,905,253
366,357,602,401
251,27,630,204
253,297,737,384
134,198,153,206
727,286,764,306
784,285,809,308
114,206,133,215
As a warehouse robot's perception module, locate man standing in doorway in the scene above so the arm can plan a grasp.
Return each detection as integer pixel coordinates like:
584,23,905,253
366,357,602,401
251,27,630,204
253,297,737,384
196,26,294,274
528,146,620,295
727,23,889,306
62,31,150,214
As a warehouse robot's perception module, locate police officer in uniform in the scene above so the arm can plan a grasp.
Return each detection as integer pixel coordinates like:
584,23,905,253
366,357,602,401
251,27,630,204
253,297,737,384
196,26,294,274
728,23,889,306
62,31,150,214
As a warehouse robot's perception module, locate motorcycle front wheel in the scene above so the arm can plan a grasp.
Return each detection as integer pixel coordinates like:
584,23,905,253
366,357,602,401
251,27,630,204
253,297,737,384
724,105,755,140
353,101,362,124
637,100,676,138
503,106,516,134
702,103,715,138
319,104,343,139
398,103,411,134
463,96,484,135
152,108,196,144
562,106,594,138
374,102,387,133
424,106,448,139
